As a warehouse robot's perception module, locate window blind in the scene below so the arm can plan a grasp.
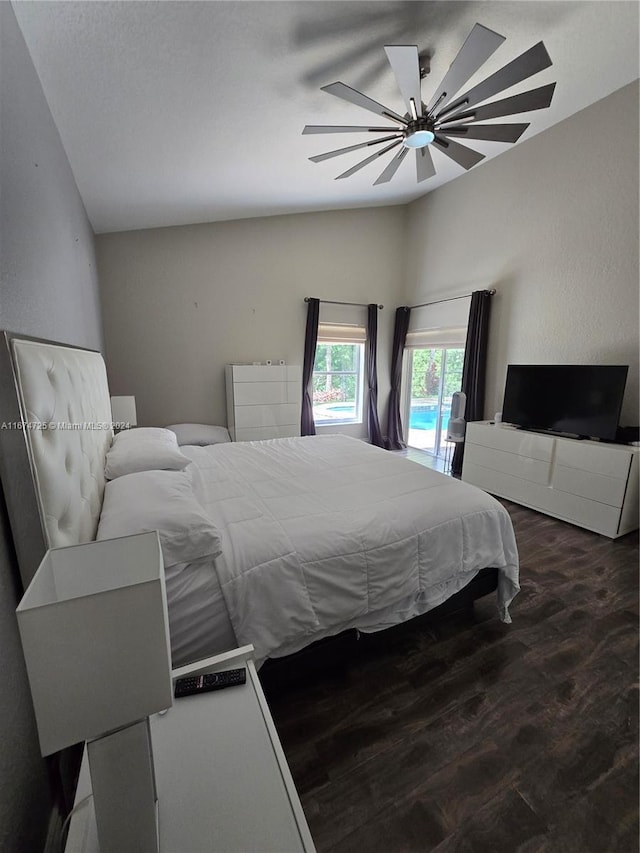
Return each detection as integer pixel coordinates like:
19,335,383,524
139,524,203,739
405,325,467,349
405,294,470,350
317,323,366,344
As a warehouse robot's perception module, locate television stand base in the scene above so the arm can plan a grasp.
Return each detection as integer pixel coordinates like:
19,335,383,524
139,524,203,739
462,422,639,538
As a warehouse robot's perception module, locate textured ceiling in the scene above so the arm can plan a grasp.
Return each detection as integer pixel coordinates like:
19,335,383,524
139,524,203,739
13,1,640,233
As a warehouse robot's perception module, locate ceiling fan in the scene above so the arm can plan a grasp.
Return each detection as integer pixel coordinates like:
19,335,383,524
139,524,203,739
303,23,556,185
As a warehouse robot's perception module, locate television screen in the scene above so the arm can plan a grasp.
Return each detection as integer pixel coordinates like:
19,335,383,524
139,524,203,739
502,364,628,441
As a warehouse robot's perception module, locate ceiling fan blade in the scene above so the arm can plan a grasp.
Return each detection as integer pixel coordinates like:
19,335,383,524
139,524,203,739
433,136,485,170
335,139,402,179
440,83,556,124
384,46,422,117
321,81,408,124
438,122,529,143
438,42,552,120
303,125,404,135
416,147,436,182
310,134,402,163
426,23,505,114
374,147,410,185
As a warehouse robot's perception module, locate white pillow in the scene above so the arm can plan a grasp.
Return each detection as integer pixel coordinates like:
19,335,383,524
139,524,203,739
165,423,231,446
97,469,223,567
115,427,178,443
105,428,190,479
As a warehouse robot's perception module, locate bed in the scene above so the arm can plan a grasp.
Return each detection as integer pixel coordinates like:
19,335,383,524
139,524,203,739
0,332,519,669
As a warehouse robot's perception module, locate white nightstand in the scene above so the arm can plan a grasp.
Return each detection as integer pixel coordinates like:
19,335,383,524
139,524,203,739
65,645,315,852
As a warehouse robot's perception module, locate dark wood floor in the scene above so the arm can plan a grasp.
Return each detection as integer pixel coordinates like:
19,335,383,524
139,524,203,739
261,499,639,853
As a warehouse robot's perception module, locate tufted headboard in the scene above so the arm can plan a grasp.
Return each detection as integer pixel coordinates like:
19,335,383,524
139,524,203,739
0,332,113,589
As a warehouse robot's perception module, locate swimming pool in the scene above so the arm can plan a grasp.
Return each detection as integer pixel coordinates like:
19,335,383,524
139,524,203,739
317,402,451,429
315,402,357,421
410,405,451,431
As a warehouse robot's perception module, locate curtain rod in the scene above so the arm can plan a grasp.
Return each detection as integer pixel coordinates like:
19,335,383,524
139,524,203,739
406,289,496,311
305,297,383,309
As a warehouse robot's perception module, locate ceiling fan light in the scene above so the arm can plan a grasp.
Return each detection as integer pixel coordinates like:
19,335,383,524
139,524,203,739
403,129,435,149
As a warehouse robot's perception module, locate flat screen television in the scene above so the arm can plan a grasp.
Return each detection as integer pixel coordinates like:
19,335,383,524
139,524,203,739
501,364,628,441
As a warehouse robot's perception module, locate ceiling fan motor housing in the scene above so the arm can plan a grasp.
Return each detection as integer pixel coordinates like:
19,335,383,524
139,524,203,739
403,115,436,148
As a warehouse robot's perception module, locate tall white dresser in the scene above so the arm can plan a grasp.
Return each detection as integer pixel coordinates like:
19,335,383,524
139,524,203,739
226,364,302,441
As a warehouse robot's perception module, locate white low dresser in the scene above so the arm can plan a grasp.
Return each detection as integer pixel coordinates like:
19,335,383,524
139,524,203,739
226,364,302,441
462,421,639,538
65,646,315,853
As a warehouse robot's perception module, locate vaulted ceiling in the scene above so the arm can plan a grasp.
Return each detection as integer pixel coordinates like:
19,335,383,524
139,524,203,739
13,1,639,233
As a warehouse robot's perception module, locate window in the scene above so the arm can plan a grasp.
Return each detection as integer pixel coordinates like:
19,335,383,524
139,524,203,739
312,324,365,425
405,347,464,456
400,295,470,455
402,323,467,457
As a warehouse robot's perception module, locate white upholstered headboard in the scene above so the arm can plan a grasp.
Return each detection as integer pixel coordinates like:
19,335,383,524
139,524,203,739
0,333,113,588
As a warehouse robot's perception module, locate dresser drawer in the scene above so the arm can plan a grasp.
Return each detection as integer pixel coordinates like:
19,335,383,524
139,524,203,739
230,365,287,383
465,444,551,485
542,485,622,535
235,425,299,441
463,461,533,506
554,439,632,480
234,403,299,429
551,463,628,508
231,365,301,384
466,423,554,462
463,461,621,536
234,381,300,406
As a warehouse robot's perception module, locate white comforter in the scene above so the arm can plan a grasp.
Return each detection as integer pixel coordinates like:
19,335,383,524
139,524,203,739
182,435,519,664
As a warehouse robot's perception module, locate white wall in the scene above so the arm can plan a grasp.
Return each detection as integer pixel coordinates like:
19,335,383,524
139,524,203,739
403,81,639,427
0,4,104,851
98,84,639,438
97,206,406,438
1,18,102,349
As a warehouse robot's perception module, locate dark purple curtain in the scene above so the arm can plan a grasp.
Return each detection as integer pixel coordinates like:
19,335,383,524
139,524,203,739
386,307,411,450
365,304,384,447
301,298,319,436
452,290,492,476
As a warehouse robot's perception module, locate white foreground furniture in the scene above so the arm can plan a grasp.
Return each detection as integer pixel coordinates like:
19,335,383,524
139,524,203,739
462,421,639,538
65,645,315,853
17,532,173,853
226,364,302,441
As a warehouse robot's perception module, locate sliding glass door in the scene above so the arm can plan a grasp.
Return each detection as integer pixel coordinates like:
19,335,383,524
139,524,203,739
405,347,464,456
